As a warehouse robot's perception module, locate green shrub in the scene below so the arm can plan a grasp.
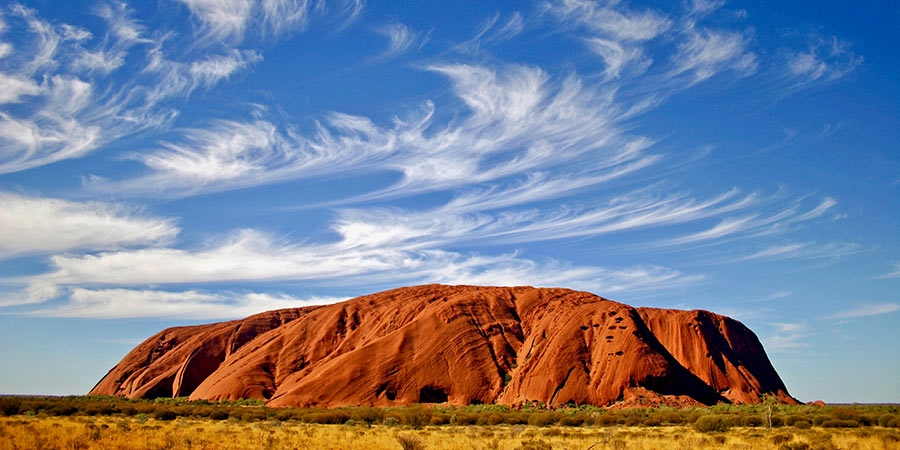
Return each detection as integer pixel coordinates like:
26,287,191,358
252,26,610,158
527,412,560,427
452,412,478,425
153,409,176,421
477,412,505,425
394,433,425,450
743,415,764,427
0,398,21,416
650,410,684,425
48,405,78,416
592,413,618,426
785,415,813,426
209,410,229,421
770,433,793,444
693,415,730,433
830,407,860,421
307,410,351,424
793,420,811,429
351,407,384,427
559,414,585,426
275,410,297,421
240,410,267,422
642,417,661,427
820,419,860,428
505,412,528,425
778,443,810,450
516,439,553,450
400,406,431,429
860,413,881,426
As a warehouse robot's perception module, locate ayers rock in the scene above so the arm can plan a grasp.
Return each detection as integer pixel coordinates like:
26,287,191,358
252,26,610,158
91,285,797,408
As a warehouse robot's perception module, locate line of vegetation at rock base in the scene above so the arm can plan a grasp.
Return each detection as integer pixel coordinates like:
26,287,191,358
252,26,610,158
1,395,899,432
2,415,900,450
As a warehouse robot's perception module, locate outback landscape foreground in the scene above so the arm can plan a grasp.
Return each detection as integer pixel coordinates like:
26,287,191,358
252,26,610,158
91,285,795,408
1,396,899,450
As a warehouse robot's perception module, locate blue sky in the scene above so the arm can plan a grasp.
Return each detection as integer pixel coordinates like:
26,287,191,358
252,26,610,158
0,0,898,403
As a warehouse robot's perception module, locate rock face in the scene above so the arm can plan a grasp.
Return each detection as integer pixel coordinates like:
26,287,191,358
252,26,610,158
91,285,797,407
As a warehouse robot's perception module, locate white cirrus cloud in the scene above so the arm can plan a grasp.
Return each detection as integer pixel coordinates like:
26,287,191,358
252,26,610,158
783,33,862,91
455,12,525,54
0,281,61,308
27,287,344,319
687,0,725,16
761,290,793,301
0,73,41,104
372,21,428,61
0,3,264,175
737,241,863,262
874,263,900,280
763,321,810,353
93,62,660,199
826,303,900,320
0,191,179,258
176,0,363,43
19,226,700,305
670,27,757,83
545,0,671,42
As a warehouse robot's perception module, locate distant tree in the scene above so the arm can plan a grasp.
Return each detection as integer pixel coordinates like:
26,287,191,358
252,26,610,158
762,394,779,428
400,406,432,430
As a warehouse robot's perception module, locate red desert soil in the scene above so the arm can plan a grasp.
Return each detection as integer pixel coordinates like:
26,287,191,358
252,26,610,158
91,285,797,407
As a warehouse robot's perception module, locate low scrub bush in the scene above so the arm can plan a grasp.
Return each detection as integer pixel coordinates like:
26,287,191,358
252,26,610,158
451,412,478,425
770,433,793,444
209,410,229,421
693,415,731,433
306,410,351,424
785,415,813,426
830,407,861,421
558,414,586,427
778,443,810,450
395,433,425,450
0,397,21,416
48,405,78,416
820,419,860,428
152,409,176,421
649,410,684,425
527,412,560,427
879,414,900,428
592,413,619,426
742,415,764,427
400,406,431,429
351,407,384,427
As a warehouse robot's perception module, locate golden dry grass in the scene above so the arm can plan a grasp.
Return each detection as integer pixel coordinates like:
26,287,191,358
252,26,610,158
1,416,898,450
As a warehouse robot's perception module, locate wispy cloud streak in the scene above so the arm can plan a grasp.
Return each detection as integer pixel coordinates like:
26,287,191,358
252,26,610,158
176,0,363,43
0,191,178,259
781,33,862,92
0,3,261,174
372,22,428,61
827,303,900,320
29,288,344,319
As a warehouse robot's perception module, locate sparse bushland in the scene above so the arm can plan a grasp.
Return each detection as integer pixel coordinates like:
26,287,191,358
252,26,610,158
0,415,898,450
1,396,899,431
